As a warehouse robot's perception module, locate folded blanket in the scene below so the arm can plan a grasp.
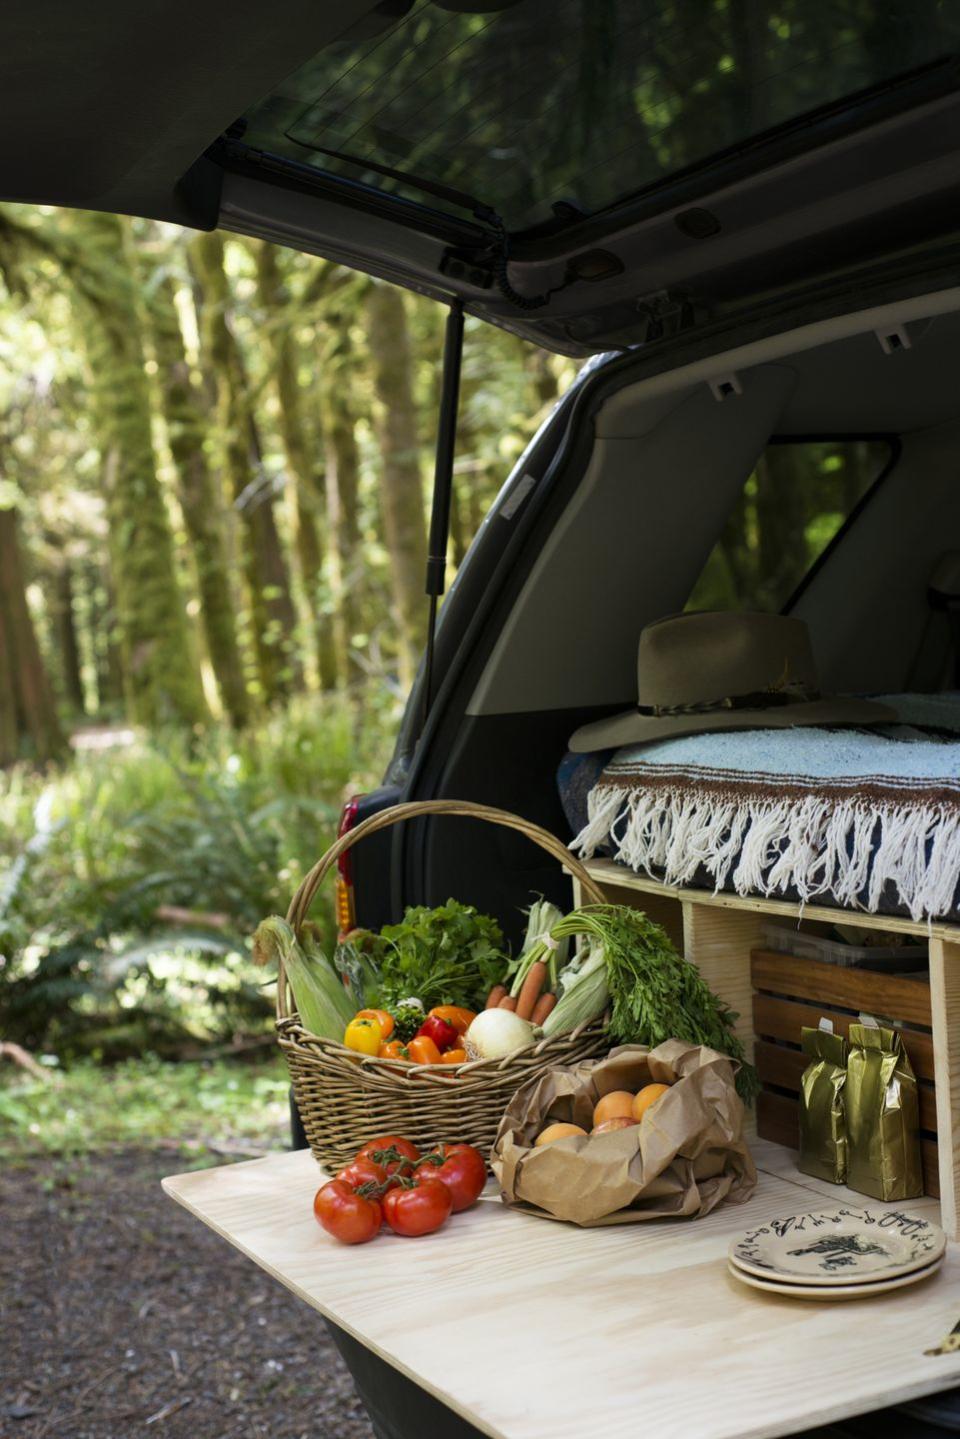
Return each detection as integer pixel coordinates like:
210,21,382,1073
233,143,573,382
572,704,960,921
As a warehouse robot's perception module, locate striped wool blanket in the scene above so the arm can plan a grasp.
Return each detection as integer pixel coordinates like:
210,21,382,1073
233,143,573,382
571,699,960,922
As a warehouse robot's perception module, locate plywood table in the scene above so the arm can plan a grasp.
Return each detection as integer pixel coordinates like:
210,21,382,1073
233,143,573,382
164,1140,960,1439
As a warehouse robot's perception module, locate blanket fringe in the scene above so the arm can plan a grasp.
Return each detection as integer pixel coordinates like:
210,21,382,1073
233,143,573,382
571,785,960,922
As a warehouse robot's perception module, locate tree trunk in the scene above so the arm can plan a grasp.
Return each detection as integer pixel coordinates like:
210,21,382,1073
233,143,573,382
0,569,20,765
54,560,85,713
0,503,65,763
68,212,207,728
322,314,364,687
190,231,298,704
253,243,337,690
364,282,427,688
143,254,250,727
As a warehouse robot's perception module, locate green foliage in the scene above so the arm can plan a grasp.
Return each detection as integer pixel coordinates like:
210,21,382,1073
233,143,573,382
0,1054,291,1160
0,695,391,1056
369,899,508,1012
687,440,891,614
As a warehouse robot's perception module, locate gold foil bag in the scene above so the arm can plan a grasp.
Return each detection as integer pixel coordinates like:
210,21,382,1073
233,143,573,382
846,1021,922,1201
798,1023,847,1184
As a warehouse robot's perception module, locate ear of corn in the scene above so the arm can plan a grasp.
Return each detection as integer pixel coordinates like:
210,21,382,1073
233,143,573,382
254,916,355,1040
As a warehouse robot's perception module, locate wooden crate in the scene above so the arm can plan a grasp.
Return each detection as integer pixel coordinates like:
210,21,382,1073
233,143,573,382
578,860,960,1236
751,948,939,1196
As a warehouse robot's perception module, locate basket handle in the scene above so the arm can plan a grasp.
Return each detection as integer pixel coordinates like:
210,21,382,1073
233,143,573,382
278,799,605,1022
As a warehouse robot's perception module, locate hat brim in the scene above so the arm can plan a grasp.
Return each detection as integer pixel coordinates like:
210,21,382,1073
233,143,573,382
568,696,899,754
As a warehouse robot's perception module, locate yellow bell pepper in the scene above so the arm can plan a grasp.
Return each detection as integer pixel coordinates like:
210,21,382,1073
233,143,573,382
343,1016,382,1055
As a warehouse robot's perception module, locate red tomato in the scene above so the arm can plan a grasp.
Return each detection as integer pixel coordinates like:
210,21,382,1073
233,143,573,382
314,1181,382,1245
382,1177,453,1237
418,1143,486,1212
356,1135,420,1178
335,1156,388,1191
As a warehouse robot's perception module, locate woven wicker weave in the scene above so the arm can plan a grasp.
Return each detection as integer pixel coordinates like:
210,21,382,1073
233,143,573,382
277,799,609,1172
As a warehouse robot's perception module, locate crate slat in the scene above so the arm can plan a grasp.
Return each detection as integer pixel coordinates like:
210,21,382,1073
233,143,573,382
751,950,932,1026
752,993,935,1082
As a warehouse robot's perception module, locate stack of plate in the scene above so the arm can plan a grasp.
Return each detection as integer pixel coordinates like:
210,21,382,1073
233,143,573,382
728,1206,946,1301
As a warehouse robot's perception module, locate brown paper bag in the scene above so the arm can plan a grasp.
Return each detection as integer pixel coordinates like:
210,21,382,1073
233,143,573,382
491,1040,757,1226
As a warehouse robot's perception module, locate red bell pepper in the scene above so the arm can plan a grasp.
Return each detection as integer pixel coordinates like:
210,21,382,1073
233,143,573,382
415,1014,459,1053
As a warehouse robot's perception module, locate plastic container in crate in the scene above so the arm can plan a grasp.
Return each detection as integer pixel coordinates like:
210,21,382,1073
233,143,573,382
761,922,928,971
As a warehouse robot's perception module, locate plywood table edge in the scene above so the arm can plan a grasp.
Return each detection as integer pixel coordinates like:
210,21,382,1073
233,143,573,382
162,1151,960,1439
161,1161,508,1439
578,858,960,941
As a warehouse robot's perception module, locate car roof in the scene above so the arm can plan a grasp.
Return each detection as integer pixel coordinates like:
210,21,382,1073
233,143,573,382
0,1,353,226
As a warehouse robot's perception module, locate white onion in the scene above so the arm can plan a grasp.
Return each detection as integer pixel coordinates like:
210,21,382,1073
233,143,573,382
465,1009,536,1060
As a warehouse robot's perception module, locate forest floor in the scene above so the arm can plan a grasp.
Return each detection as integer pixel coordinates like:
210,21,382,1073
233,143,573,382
0,1060,375,1439
1,1148,375,1439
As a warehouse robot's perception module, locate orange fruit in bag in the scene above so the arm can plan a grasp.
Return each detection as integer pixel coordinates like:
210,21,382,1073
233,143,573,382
592,1090,635,1128
632,1082,671,1121
535,1123,587,1147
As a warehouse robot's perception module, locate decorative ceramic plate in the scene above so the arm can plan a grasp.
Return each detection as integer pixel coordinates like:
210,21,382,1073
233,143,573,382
728,1207,945,1286
727,1255,943,1302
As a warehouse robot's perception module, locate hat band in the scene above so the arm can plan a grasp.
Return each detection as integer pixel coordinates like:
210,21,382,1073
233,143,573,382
637,683,820,719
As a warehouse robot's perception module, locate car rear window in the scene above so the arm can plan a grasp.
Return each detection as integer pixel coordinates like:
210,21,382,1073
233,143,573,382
685,438,894,614
239,1,960,232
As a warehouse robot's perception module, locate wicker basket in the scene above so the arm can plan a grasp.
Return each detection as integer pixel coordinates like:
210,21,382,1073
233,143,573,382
277,799,609,1172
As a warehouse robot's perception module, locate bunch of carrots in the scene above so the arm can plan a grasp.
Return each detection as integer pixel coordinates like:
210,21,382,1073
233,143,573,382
482,899,566,1026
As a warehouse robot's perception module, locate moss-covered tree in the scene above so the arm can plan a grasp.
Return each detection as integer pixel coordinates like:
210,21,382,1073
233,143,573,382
253,242,337,690
365,282,428,688
190,231,298,704
59,212,207,727
321,309,364,687
0,494,65,764
142,247,250,727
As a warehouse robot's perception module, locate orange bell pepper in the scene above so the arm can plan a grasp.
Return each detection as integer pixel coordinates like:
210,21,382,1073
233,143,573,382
440,1047,467,1065
378,1040,409,1061
407,1035,443,1065
356,1008,394,1041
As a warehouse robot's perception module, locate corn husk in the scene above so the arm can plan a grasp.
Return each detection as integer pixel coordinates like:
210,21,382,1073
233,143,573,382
254,916,355,1040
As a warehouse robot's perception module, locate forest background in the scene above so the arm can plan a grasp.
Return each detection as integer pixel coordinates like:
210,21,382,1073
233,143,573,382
0,204,576,1143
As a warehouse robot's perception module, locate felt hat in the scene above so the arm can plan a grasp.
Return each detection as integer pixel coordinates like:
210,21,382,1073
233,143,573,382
568,611,896,753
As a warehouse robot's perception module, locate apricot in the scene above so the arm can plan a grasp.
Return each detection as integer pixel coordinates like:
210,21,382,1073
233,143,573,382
534,1122,588,1147
592,1090,636,1128
632,1082,672,1121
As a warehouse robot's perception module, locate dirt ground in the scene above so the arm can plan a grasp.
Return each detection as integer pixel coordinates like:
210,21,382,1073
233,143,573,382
0,1149,375,1439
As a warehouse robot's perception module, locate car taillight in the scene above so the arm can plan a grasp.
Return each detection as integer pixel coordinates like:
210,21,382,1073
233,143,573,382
335,795,362,937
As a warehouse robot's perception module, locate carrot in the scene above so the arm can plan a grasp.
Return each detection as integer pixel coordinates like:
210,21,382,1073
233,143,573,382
485,984,507,1009
531,991,557,1026
515,960,548,1021
498,995,517,1011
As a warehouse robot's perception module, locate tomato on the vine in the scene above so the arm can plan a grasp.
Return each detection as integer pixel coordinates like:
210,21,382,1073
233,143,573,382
356,1135,420,1178
335,1156,389,1191
382,1176,453,1237
418,1143,486,1212
314,1181,382,1245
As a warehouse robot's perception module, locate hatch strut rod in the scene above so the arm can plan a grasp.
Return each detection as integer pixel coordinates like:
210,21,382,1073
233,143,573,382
421,298,464,729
